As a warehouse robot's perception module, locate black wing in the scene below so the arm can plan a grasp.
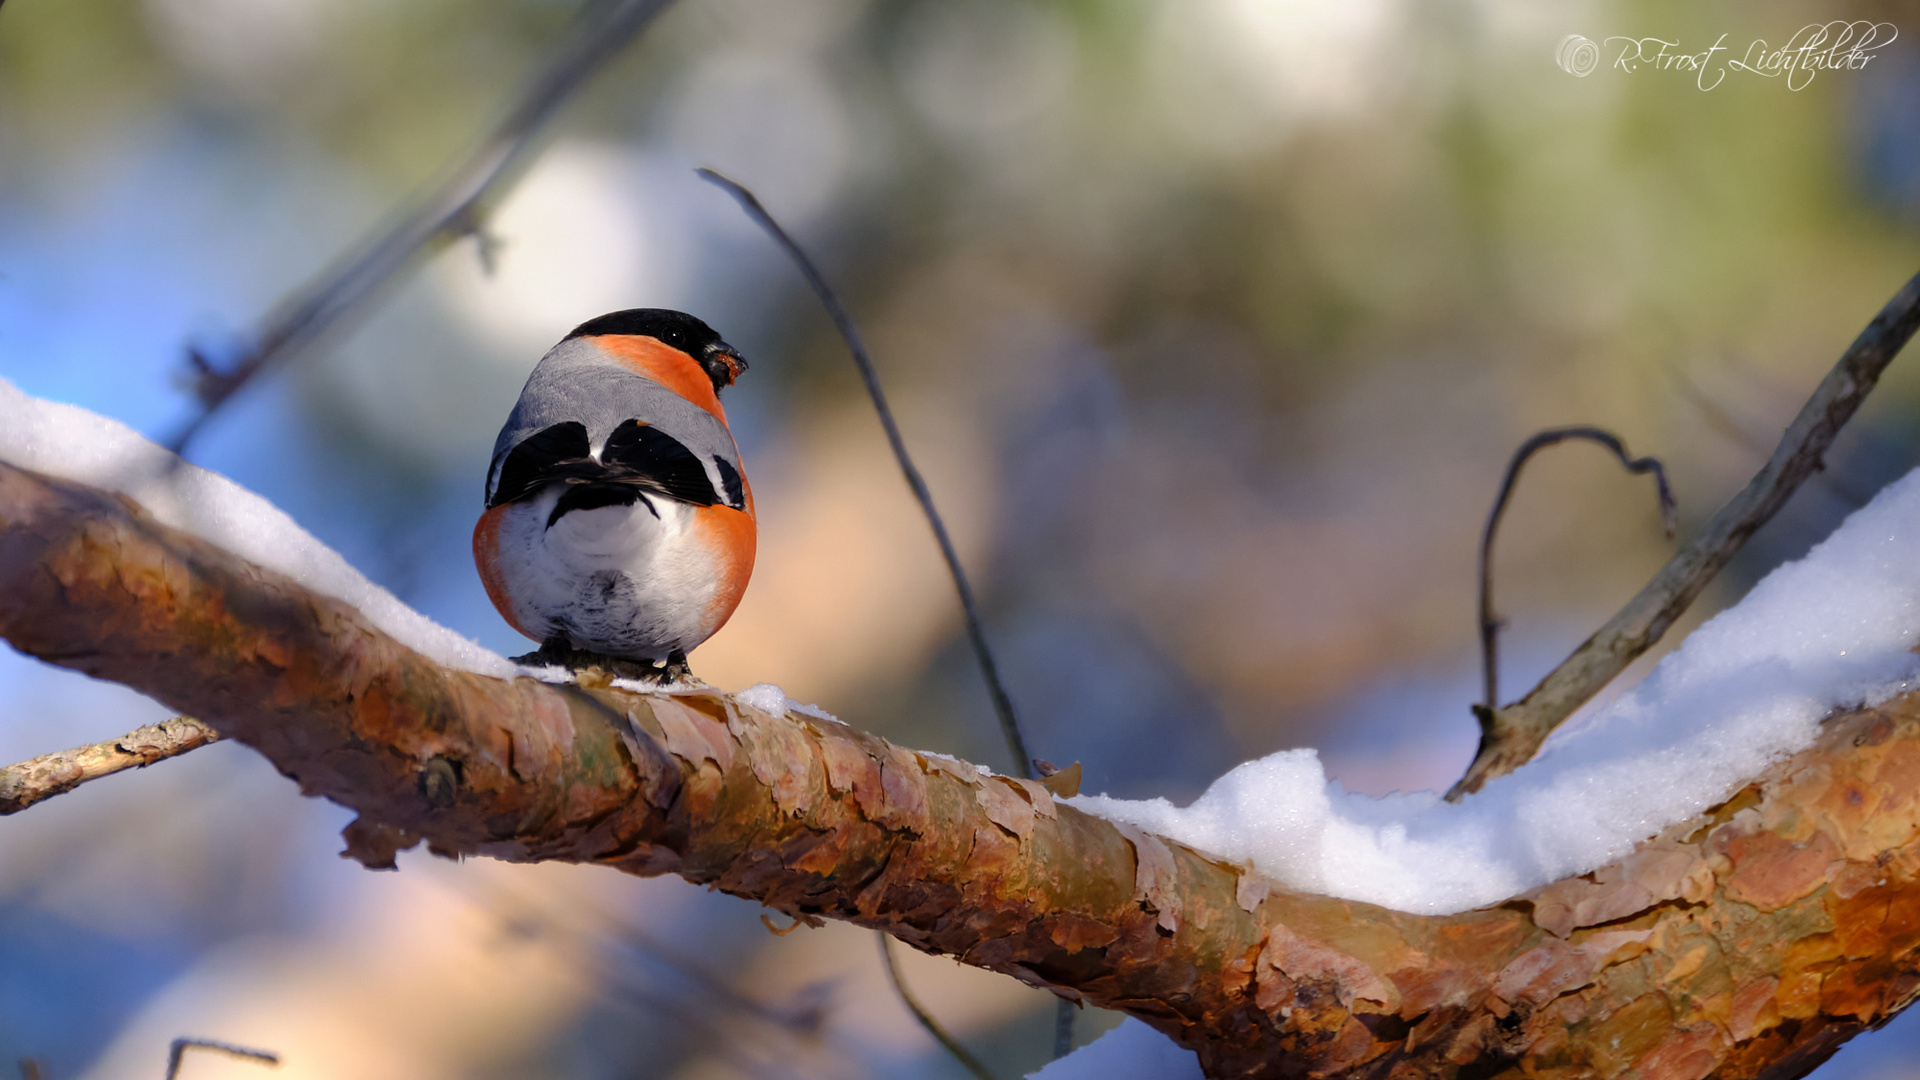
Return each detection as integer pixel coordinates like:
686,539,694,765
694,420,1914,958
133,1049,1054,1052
489,421,596,507
486,419,722,511
712,456,745,509
600,420,721,505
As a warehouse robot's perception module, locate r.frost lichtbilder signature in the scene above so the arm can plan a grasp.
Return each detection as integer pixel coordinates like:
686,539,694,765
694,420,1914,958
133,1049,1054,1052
1602,20,1895,90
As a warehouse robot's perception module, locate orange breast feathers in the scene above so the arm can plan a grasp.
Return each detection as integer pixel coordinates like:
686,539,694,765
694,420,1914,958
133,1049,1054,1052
593,334,730,425
473,503,537,640
691,483,757,637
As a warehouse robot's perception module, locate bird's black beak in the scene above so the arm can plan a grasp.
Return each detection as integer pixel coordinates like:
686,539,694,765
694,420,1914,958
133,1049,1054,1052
704,342,747,389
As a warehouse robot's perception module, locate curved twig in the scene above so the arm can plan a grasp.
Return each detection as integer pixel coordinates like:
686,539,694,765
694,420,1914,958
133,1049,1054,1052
1448,268,1920,800
166,0,680,454
878,933,1005,1080
0,716,219,815
696,165,1065,1059
1476,427,1675,720
694,168,1036,782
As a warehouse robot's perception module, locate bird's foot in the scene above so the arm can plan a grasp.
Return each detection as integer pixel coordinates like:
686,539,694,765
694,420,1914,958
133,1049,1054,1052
511,641,699,687
657,649,694,685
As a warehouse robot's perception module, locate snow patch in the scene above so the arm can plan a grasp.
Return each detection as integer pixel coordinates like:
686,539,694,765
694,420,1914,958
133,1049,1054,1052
921,751,997,777
734,682,843,723
1071,467,1920,914
0,378,519,679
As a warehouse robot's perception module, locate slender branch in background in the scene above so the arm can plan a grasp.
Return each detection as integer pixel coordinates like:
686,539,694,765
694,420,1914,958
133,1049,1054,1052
18,1060,43,1080
166,0,680,454
696,167,1076,1060
696,169,1036,781
1668,361,1875,509
1475,428,1675,721
480,887,831,1079
878,933,1004,1080
566,922,835,1080
0,716,220,816
163,1038,279,1080
1448,268,1920,800
479,882,828,1039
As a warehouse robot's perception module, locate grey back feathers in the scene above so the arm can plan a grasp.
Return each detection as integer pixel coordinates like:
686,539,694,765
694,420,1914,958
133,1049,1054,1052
485,336,745,511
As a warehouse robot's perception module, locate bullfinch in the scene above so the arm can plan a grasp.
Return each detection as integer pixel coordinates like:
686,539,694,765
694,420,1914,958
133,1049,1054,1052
474,309,754,681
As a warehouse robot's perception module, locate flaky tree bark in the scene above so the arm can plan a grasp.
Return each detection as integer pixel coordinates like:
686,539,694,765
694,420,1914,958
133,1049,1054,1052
5,456,1920,1080
0,714,217,814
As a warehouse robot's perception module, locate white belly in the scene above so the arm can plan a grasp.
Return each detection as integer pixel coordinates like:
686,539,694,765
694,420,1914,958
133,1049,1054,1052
491,485,719,660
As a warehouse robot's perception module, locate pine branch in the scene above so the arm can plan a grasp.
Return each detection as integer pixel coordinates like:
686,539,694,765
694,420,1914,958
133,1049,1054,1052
7,457,1920,1077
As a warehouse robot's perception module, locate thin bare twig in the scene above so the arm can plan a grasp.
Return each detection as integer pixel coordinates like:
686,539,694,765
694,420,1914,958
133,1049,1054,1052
163,1038,279,1079
479,880,828,1039
1053,992,1076,1058
1476,427,1675,719
167,0,679,453
1448,268,1920,800
1669,362,1875,508
0,716,219,816
878,933,1004,1080
467,886,838,1080
697,167,1073,1058
584,932,837,1079
695,169,1036,780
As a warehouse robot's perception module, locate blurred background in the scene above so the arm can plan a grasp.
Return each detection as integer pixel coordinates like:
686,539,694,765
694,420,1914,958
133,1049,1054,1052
3,0,1920,1075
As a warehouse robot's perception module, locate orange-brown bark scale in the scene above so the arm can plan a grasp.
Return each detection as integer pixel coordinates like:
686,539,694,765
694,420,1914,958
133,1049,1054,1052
4,459,1920,1079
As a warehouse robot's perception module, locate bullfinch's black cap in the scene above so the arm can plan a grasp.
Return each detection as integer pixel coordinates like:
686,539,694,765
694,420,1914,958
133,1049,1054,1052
566,308,747,391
